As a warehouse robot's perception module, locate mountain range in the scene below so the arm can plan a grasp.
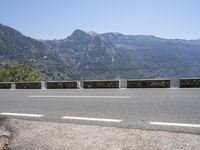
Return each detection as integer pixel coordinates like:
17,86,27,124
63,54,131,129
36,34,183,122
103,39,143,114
0,23,200,85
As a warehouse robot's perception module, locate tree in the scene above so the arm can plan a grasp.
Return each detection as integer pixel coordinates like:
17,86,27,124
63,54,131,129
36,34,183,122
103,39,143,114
0,64,41,82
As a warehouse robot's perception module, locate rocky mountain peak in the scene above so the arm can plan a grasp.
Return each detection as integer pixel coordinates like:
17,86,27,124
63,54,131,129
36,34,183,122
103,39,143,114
70,29,91,39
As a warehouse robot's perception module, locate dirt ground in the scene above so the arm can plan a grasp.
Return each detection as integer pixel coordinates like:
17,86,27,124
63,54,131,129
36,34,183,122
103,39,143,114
1,119,200,150
0,136,8,150
0,122,9,150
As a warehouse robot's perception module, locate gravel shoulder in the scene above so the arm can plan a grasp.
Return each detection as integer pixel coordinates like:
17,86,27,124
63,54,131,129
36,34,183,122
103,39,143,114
1,119,200,150
0,120,10,150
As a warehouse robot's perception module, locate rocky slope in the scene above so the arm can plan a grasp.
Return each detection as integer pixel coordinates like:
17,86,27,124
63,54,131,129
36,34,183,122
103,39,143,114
1,23,200,81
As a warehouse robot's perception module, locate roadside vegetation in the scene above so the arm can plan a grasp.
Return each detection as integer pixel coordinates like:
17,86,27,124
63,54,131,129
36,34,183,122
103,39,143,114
0,64,41,82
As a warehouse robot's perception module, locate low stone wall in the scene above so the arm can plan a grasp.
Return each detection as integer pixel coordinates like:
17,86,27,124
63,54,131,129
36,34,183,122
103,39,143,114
15,82,42,89
83,80,120,88
0,82,12,89
46,81,80,89
127,79,171,88
4,78,200,89
180,78,200,88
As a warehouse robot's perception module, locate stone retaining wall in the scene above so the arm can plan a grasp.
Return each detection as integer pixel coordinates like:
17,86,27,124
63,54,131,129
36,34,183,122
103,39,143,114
0,82,12,89
47,81,80,89
15,82,42,89
83,80,120,88
127,79,170,88
180,78,200,88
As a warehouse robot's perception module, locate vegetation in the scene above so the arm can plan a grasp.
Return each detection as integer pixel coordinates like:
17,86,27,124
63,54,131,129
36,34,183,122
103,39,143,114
0,64,41,82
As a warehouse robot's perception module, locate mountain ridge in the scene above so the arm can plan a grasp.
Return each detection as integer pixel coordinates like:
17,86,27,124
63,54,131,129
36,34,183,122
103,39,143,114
0,23,200,83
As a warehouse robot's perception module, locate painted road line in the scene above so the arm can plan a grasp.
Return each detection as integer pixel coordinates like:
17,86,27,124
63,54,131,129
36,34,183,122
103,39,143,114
170,88,179,89
150,122,200,128
61,116,122,122
29,95,131,99
0,113,43,117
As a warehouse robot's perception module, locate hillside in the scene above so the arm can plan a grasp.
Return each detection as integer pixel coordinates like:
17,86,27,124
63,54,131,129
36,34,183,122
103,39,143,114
0,23,73,80
0,23,200,83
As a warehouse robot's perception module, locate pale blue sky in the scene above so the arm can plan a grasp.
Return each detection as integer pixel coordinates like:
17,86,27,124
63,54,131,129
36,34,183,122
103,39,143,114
0,0,200,40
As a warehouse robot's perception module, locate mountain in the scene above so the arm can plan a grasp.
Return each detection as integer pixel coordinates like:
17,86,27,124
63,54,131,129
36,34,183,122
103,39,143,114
0,23,200,84
45,29,117,70
0,23,47,63
43,29,145,79
101,33,200,78
0,23,73,80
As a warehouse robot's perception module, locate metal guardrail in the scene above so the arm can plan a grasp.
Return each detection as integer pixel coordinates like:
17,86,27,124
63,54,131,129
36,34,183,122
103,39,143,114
180,78,200,88
83,80,120,88
46,81,80,89
127,79,171,88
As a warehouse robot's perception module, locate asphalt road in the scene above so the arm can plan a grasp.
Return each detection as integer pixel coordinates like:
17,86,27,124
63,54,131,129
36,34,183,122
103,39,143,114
0,88,200,134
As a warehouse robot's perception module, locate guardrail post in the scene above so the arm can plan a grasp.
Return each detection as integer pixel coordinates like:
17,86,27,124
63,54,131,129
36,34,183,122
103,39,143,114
11,82,15,89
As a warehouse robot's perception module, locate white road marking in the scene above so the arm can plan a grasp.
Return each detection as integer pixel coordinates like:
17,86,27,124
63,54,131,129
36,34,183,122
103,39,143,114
150,122,200,128
0,112,43,117
29,95,131,99
170,88,179,89
61,116,122,122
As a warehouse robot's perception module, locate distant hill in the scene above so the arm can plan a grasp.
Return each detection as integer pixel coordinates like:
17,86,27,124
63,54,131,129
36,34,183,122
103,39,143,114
1,23,200,84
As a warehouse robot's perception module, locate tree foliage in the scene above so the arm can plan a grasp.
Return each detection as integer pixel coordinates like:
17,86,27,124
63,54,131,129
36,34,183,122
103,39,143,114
0,64,41,82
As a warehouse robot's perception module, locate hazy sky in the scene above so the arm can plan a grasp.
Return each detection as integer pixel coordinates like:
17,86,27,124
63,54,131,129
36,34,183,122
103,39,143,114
0,0,200,40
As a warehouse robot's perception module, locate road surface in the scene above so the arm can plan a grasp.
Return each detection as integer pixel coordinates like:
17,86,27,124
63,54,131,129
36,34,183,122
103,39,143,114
0,88,200,134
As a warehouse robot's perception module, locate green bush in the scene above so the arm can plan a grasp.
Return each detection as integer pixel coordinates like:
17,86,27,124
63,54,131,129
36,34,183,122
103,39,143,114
0,64,41,82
